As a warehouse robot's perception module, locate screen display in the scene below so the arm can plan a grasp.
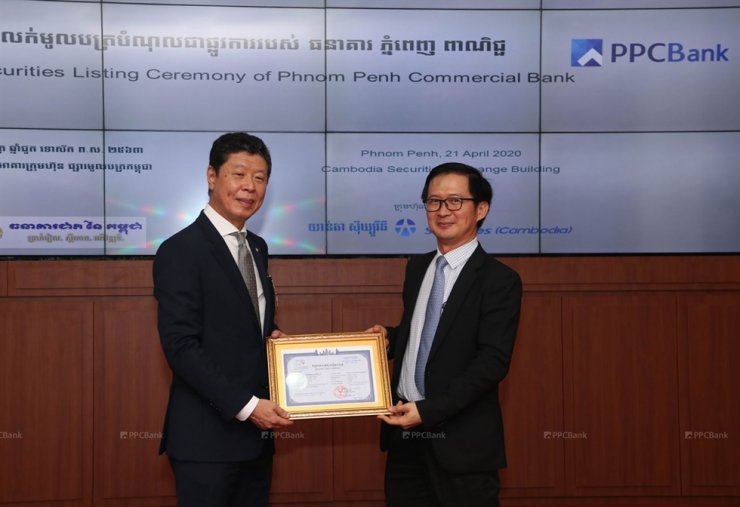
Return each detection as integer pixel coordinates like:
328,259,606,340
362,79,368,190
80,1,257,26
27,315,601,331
1,0,738,255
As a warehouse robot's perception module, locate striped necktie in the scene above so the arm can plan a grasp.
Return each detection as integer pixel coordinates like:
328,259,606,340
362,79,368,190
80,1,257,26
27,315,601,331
233,232,261,331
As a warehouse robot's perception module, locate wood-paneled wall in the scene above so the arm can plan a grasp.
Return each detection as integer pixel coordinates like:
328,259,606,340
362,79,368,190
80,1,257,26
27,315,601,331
1,256,739,507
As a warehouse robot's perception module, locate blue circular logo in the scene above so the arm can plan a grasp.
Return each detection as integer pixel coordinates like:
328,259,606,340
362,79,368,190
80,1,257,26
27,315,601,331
395,218,416,237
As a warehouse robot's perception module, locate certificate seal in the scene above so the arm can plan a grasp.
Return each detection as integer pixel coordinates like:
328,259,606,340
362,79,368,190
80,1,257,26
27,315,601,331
334,384,348,399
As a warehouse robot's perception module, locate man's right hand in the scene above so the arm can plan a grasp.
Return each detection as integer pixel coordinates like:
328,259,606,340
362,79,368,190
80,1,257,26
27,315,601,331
249,399,293,430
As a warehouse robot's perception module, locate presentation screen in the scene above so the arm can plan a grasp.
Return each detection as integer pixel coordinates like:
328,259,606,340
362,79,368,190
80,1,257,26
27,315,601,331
1,0,738,255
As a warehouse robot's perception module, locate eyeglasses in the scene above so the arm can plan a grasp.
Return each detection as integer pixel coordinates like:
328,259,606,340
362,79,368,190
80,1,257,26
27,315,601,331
423,197,476,212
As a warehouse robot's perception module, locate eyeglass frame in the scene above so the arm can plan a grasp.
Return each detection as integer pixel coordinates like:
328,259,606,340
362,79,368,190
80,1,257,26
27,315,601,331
422,197,477,212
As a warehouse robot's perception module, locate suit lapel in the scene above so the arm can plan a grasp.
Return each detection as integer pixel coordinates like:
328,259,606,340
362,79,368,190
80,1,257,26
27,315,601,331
427,245,487,361
408,252,436,300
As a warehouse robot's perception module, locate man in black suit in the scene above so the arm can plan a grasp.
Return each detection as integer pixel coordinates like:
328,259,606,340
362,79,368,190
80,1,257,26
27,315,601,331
153,132,292,507
371,162,522,507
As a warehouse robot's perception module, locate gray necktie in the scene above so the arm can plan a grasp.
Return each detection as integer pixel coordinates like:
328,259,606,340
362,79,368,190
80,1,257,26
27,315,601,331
233,232,261,330
415,256,447,396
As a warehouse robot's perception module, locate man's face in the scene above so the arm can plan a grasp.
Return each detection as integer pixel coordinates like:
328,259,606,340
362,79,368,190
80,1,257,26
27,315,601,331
207,151,268,229
426,173,489,253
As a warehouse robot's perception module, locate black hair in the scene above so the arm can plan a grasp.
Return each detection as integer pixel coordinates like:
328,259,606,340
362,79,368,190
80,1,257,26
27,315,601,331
208,132,272,179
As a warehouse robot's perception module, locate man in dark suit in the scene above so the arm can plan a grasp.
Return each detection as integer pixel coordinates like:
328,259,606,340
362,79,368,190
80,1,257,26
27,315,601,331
371,162,522,507
153,132,292,507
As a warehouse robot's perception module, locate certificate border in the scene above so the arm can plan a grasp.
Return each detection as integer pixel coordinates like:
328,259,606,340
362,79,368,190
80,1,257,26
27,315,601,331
266,331,392,419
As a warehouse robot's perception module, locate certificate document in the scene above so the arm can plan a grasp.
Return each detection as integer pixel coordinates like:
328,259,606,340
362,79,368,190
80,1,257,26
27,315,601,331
267,332,392,419
284,347,375,406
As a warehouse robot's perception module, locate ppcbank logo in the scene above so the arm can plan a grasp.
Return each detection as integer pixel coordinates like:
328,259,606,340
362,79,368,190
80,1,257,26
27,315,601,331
572,38,729,67
571,39,603,67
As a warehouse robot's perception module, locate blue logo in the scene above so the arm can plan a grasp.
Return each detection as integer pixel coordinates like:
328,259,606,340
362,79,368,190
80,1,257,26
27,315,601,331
571,39,603,67
394,218,416,237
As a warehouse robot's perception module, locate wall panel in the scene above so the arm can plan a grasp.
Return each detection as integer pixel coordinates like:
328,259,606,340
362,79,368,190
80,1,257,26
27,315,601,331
270,418,334,504
0,299,93,506
333,416,386,502
679,293,740,496
274,294,333,335
0,256,738,506
0,262,6,296
500,294,565,497
94,298,174,506
8,260,152,297
271,258,406,296
563,294,680,496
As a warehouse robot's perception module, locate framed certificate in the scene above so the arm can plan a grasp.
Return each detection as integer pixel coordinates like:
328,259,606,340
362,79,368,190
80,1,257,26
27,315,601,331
266,331,392,419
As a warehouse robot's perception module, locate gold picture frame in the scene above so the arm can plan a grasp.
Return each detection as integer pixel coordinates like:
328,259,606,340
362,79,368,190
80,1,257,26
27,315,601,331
266,331,392,419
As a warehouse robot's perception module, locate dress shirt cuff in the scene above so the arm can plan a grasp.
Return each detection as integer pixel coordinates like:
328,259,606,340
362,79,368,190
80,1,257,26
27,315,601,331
235,396,260,421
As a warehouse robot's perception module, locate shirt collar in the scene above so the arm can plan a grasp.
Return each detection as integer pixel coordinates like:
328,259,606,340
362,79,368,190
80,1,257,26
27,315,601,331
436,237,479,270
203,204,245,237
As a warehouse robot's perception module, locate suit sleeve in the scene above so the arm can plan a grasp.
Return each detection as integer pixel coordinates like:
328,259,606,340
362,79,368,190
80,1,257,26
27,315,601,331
153,240,253,421
416,266,522,428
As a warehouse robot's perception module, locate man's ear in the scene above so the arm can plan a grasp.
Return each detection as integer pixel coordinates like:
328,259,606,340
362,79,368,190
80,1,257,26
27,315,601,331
476,201,490,222
207,165,216,192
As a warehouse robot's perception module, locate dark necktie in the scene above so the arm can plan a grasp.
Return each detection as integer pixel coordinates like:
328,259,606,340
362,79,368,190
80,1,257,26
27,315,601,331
415,256,447,396
233,232,261,331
